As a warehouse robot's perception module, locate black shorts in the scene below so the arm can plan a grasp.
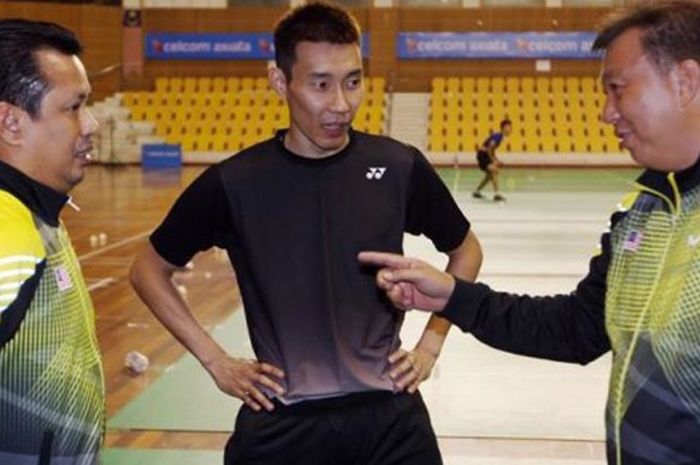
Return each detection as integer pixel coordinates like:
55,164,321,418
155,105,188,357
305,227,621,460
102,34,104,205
476,150,493,171
224,391,442,465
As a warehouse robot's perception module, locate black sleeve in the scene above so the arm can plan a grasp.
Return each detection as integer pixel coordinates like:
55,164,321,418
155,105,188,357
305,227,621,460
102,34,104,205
440,210,624,365
0,261,44,349
405,148,470,252
150,165,231,267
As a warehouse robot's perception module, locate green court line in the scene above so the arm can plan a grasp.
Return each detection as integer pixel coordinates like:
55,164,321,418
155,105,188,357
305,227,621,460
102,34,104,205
108,310,250,432
103,448,221,465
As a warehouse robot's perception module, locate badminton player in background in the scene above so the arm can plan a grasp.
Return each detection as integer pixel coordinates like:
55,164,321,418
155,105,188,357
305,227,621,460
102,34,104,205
472,118,512,202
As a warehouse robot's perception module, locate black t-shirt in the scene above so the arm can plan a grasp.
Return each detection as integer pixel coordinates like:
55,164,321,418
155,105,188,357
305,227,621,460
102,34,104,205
151,130,470,402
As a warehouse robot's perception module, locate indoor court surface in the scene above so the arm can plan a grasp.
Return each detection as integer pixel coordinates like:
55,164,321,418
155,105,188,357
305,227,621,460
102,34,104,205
71,164,641,465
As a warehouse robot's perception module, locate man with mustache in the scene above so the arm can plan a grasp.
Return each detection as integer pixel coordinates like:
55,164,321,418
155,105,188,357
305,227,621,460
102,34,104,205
0,19,104,465
360,2,700,463
130,2,482,464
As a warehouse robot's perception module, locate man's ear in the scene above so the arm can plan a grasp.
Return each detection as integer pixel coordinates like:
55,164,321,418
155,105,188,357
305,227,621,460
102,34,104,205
268,66,288,99
0,102,25,147
675,59,700,109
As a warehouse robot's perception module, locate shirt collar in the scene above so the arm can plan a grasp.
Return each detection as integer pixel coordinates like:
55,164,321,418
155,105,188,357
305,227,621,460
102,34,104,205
0,159,68,227
274,128,356,166
636,153,700,199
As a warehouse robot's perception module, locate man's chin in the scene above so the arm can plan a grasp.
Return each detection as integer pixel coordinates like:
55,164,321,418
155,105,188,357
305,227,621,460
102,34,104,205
319,134,349,150
68,169,86,188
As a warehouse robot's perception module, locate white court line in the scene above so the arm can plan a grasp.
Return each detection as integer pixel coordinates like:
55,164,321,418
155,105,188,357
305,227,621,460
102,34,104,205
452,162,461,195
84,257,134,266
78,231,151,262
475,219,606,225
87,277,116,292
481,272,585,279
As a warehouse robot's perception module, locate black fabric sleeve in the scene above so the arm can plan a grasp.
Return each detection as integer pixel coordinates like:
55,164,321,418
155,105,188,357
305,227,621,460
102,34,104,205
405,148,470,252
150,165,231,267
0,261,44,349
440,210,624,365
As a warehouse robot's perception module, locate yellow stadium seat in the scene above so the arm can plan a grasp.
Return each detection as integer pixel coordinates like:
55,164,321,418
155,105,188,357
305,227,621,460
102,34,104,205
429,132,445,152
535,77,550,94
255,77,269,90
476,77,490,94
212,135,230,152
226,77,240,92
198,77,212,93
551,77,565,94
370,77,386,94
432,77,446,95
183,77,197,93
446,77,460,94
169,77,184,93
241,77,255,90
565,77,581,94
540,135,558,153
461,77,475,94
581,77,597,94
154,77,169,93
444,132,460,152
491,77,505,94
121,91,139,107
505,77,520,94
212,77,226,93
181,135,197,152
241,129,261,149
589,136,605,153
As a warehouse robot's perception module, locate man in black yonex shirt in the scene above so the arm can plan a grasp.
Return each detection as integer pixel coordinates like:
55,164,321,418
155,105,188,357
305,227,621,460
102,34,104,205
130,3,482,464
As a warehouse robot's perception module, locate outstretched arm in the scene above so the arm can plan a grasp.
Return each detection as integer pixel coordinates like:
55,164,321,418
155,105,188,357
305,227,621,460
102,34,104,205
359,246,610,365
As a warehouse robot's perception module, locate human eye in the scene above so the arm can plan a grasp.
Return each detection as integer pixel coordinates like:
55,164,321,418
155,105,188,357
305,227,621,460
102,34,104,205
346,76,362,90
67,100,84,113
606,81,624,98
311,79,329,91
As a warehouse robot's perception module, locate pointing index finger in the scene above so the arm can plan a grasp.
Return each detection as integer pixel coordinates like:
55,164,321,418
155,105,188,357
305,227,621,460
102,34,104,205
358,251,413,269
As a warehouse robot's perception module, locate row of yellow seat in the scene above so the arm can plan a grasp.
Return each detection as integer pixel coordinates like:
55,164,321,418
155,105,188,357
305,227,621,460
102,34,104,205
432,76,602,96
123,90,286,109
429,75,617,153
154,76,387,97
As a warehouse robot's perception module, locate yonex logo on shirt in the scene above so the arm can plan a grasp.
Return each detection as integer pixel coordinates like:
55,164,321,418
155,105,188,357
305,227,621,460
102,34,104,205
366,167,387,180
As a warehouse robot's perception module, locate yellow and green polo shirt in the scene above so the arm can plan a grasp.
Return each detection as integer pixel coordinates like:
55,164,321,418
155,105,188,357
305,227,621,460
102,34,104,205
441,159,700,464
0,160,104,465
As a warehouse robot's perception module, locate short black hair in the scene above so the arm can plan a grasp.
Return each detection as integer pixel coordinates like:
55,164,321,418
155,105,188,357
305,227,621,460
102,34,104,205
593,1,700,73
273,2,361,81
0,18,82,118
500,119,512,130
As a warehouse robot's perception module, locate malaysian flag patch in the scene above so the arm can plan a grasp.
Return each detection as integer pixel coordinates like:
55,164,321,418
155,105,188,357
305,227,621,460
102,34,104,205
623,230,643,252
54,265,74,291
